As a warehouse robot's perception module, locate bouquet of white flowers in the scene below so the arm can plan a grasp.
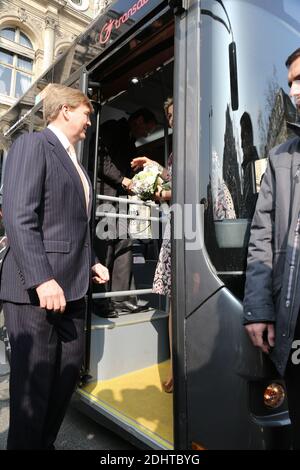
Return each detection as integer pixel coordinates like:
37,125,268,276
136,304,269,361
130,163,161,201
131,163,172,201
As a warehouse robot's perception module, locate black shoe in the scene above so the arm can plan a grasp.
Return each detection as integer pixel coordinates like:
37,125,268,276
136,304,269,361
112,300,146,314
93,299,119,318
97,309,119,318
93,301,119,318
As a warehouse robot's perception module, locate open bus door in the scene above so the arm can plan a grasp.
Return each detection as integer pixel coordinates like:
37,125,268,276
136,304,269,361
76,3,175,449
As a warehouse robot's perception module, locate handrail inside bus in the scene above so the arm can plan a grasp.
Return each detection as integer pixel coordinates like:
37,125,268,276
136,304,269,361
92,289,153,299
97,194,157,207
95,211,160,222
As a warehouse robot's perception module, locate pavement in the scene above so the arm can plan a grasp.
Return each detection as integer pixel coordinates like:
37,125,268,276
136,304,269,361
0,364,135,451
0,370,9,450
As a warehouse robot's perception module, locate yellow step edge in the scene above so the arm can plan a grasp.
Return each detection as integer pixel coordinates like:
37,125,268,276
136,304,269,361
78,387,173,449
78,361,173,449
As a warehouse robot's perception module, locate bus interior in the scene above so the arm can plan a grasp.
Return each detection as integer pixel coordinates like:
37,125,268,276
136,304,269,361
76,12,176,450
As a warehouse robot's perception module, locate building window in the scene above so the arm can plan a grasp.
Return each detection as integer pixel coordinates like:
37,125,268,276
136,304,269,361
0,27,34,99
68,0,89,11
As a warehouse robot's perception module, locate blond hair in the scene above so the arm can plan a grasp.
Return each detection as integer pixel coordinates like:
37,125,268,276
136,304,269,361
42,83,93,124
164,97,173,118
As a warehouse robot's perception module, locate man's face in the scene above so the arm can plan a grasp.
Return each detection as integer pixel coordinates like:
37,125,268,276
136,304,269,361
129,116,156,139
65,103,91,143
288,56,300,109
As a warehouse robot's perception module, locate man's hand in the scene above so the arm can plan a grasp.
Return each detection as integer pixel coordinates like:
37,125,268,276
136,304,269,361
92,263,110,284
36,279,66,313
245,322,275,354
121,177,132,191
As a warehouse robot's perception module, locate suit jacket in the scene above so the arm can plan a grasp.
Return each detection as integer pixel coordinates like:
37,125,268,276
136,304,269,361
0,128,94,304
98,119,136,197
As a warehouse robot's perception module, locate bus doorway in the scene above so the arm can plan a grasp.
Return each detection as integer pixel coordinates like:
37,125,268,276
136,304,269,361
77,0,295,451
77,13,175,450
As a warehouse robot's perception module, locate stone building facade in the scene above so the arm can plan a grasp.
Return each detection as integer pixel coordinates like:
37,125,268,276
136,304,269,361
0,0,111,115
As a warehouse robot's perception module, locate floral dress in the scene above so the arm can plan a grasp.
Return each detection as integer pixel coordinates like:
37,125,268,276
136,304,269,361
152,155,172,298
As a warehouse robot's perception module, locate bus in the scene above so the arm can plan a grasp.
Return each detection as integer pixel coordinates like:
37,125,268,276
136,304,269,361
1,0,299,450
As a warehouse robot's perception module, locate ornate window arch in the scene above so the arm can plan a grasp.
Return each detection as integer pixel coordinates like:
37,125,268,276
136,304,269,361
0,26,34,99
68,0,90,12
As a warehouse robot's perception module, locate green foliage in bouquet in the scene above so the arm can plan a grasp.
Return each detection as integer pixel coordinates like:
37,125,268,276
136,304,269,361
161,180,171,191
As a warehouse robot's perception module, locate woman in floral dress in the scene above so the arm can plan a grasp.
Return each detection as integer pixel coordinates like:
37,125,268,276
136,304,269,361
131,97,173,392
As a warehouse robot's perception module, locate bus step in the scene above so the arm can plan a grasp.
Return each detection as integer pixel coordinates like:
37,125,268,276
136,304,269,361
89,309,169,382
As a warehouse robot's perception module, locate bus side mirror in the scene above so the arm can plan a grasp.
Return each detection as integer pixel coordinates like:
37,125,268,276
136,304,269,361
229,41,239,111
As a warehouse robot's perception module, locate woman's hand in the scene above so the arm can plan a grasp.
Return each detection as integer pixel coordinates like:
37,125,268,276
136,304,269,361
153,186,172,202
154,185,163,201
131,156,155,171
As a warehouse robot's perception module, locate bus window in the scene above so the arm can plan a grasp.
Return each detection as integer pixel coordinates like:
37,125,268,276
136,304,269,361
87,60,174,318
200,0,300,300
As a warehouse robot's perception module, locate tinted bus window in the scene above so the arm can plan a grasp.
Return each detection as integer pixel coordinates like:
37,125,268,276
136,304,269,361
200,0,300,299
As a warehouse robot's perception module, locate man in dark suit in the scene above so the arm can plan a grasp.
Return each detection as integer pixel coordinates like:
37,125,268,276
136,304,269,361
0,83,109,450
94,110,157,317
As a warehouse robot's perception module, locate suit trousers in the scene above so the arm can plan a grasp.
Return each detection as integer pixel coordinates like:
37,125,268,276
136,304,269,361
94,234,133,302
106,237,133,296
3,298,85,450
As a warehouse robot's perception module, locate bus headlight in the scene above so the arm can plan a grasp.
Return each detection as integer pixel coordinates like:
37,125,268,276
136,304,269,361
263,383,286,408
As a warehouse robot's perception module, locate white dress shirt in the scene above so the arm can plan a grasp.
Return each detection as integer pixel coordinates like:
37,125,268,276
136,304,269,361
47,124,89,212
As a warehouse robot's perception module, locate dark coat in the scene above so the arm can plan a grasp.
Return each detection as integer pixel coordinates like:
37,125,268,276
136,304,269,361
244,132,300,375
98,118,136,197
0,128,94,304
